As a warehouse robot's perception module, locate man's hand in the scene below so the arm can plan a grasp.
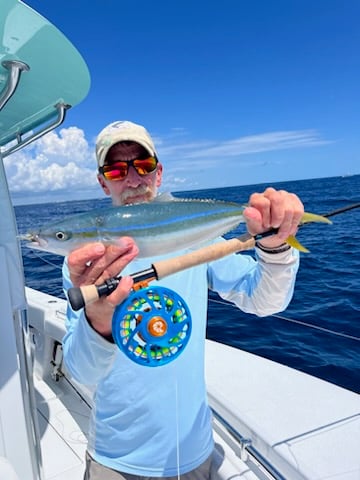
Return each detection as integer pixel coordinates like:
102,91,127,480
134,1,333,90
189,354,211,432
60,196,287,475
67,237,139,337
243,187,304,249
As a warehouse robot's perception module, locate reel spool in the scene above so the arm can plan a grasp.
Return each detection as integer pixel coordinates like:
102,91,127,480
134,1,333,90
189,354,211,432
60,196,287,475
112,286,192,367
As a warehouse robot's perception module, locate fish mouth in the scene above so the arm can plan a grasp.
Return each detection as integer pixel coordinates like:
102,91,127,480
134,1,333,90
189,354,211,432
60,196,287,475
19,233,48,250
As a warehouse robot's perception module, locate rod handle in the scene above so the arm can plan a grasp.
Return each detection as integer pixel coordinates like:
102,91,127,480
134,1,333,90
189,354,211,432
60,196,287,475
67,285,97,311
67,268,156,311
154,234,255,279
68,278,120,311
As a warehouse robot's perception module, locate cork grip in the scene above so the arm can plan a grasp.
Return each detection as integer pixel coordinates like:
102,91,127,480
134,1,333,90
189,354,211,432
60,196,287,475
68,284,99,311
153,234,255,279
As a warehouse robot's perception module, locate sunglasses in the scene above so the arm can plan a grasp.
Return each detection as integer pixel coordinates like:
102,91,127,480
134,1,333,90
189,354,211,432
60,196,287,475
99,156,158,181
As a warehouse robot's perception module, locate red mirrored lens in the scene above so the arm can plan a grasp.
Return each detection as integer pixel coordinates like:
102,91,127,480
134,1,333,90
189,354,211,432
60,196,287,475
101,157,158,181
102,163,128,180
133,157,158,175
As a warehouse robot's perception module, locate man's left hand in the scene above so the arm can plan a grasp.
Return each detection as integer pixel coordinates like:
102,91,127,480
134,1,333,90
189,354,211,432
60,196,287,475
243,187,304,249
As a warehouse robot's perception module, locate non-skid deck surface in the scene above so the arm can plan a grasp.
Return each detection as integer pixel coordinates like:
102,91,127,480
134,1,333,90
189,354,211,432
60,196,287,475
34,375,89,479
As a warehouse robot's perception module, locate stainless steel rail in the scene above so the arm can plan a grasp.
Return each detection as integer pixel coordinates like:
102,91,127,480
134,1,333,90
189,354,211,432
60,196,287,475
211,408,287,480
1,102,70,158
0,59,30,111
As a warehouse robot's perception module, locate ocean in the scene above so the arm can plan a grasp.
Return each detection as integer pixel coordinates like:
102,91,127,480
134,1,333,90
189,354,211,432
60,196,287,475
15,175,360,393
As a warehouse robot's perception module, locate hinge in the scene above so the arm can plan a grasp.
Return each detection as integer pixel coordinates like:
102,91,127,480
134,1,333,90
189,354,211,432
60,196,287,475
51,341,64,381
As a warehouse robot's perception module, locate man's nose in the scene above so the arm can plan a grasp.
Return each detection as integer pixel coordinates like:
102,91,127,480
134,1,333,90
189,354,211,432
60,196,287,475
124,165,142,186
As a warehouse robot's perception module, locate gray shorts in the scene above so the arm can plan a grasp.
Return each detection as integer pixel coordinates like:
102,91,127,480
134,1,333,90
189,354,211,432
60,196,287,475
83,451,213,480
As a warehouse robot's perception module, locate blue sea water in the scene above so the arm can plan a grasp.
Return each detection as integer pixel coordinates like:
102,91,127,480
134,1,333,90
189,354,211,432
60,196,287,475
15,175,360,393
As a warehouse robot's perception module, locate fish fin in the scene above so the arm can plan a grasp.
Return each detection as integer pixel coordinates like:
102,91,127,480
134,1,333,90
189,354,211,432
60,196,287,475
301,212,332,225
286,235,310,253
153,192,177,202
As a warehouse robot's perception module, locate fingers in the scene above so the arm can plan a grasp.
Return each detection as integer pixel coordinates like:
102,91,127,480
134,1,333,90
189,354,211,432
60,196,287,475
67,242,106,282
67,238,139,337
244,187,304,246
83,275,135,337
68,237,139,287
85,242,138,286
106,275,134,307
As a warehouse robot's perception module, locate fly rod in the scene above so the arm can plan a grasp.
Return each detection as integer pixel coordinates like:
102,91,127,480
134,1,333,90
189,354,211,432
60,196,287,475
68,231,263,310
67,203,360,311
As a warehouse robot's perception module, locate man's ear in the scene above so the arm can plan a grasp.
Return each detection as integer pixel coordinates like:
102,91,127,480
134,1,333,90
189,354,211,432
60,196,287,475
97,174,111,196
156,163,163,187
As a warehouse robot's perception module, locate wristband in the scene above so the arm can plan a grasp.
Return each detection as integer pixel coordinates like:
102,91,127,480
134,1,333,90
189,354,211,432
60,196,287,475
255,241,291,254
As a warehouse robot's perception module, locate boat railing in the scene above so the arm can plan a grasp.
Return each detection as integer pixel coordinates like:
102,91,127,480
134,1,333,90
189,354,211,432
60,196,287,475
211,408,287,480
0,59,29,110
0,59,70,157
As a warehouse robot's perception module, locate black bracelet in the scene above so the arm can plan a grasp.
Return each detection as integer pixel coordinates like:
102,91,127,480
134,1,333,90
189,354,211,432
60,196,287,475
255,241,291,254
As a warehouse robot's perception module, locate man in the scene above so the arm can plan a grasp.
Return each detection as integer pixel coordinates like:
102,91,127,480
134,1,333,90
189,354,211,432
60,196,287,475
62,120,304,480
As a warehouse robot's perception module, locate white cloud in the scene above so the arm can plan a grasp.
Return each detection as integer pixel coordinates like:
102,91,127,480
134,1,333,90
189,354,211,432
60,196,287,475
158,129,330,160
4,126,98,194
33,126,93,166
3,126,331,200
157,128,331,188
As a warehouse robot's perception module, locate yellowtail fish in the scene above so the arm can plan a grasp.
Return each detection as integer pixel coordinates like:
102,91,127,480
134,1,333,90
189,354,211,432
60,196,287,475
22,197,331,257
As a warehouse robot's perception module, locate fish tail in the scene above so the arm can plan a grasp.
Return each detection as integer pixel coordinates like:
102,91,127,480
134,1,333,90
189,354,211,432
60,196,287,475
301,212,332,225
286,235,309,253
285,211,332,253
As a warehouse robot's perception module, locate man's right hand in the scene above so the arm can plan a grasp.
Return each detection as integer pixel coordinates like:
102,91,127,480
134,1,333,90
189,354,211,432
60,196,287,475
67,237,139,337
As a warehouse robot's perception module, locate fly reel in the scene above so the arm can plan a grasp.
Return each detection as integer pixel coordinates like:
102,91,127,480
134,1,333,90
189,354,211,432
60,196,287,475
112,286,192,367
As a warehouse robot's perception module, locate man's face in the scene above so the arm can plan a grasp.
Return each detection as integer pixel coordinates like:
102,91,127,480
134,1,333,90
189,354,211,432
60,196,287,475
97,142,163,206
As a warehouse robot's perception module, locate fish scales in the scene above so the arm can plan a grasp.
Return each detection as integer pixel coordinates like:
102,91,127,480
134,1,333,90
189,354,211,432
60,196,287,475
25,199,246,257
53,202,243,235
95,203,243,231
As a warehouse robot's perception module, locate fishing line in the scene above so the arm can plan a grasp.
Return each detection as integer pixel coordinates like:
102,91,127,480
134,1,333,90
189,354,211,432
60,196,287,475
28,248,63,270
209,298,360,342
273,314,360,342
174,378,181,480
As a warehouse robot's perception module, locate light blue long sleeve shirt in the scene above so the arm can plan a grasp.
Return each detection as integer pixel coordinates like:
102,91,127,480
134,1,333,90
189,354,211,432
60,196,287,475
62,241,299,476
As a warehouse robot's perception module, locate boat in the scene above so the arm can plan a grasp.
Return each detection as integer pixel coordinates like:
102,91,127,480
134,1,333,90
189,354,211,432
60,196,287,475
1,1,359,479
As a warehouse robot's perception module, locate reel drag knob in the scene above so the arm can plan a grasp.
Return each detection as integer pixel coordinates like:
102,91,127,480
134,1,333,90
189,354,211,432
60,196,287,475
112,286,192,367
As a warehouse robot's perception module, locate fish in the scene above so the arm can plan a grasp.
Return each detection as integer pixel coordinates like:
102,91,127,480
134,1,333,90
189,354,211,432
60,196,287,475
21,197,331,257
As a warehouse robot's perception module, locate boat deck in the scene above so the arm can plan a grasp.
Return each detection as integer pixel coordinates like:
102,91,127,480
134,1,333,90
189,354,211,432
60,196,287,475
28,287,258,480
34,373,258,480
34,375,88,479
27,288,360,480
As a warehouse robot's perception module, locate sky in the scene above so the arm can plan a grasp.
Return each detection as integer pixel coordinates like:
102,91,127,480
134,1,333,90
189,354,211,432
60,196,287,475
4,0,360,204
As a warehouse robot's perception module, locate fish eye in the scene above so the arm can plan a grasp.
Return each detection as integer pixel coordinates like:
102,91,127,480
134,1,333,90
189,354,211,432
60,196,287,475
55,231,70,241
